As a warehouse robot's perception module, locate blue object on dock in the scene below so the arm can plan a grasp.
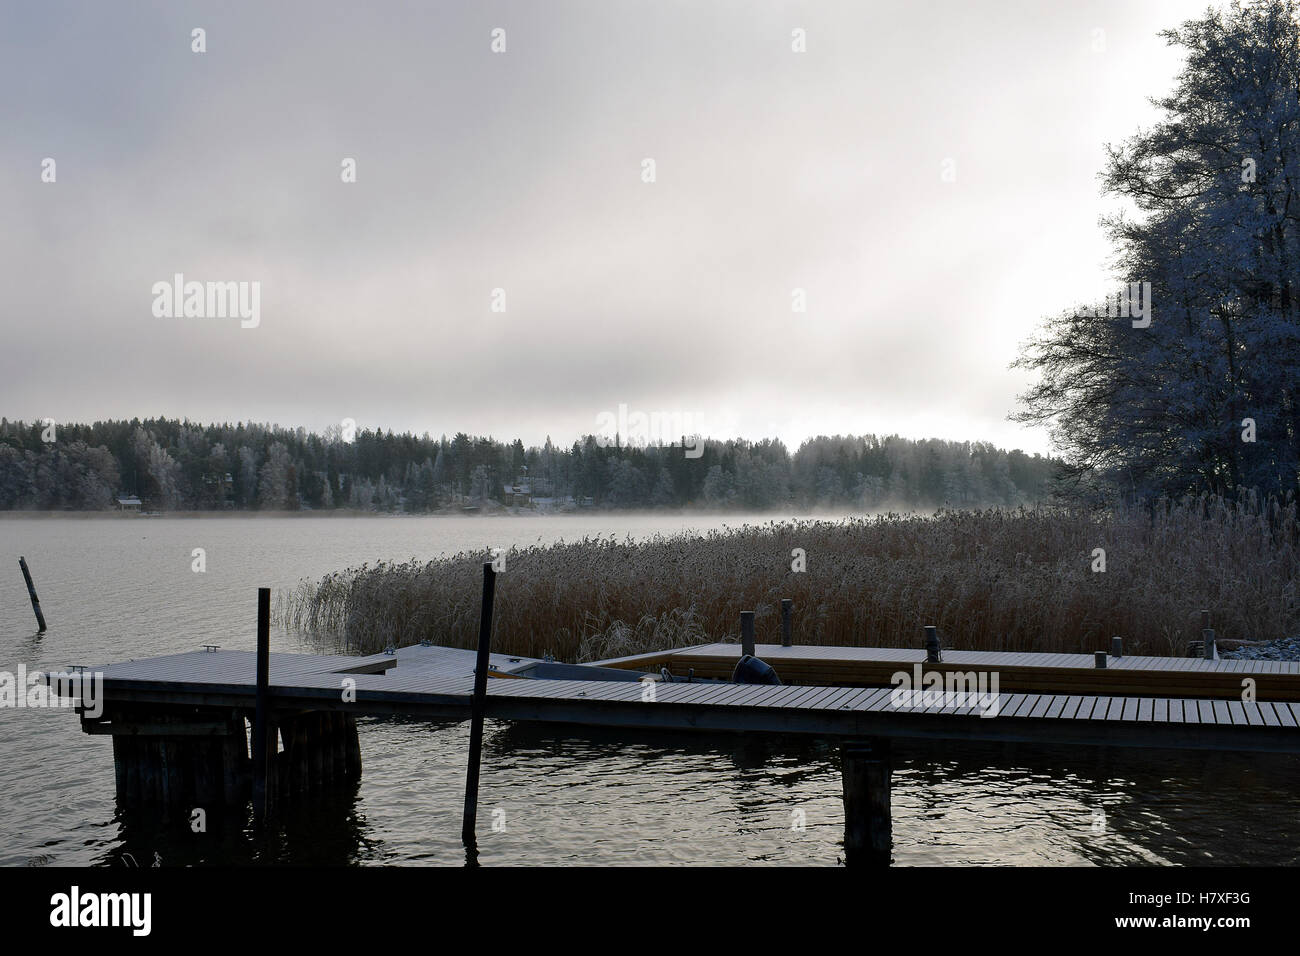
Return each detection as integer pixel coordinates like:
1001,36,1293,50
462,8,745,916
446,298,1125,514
732,654,782,685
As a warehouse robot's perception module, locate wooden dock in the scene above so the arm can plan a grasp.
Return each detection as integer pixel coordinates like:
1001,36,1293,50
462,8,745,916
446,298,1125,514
79,644,1300,750
61,636,1300,865
594,642,1300,701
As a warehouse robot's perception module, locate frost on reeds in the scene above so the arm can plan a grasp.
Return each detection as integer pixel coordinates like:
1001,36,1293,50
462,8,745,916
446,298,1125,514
276,493,1300,661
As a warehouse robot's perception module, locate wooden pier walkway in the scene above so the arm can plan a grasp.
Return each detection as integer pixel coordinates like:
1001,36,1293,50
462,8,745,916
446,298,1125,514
62,638,1300,865
83,645,1300,752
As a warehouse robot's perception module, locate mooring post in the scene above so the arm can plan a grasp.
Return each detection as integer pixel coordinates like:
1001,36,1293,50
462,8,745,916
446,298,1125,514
924,625,940,663
841,738,891,866
462,562,497,856
1111,635,1123,658
1094,651,1107,669
18,556,47,633
1202,609,1216,660
740,610,755,658
252,587,273,825
781,599,793,647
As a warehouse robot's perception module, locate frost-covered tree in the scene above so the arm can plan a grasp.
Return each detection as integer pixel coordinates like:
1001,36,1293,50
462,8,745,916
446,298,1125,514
468,464,492,503
701,464,735,507
130,428,182,509
431,446,447,487
61,441,119,509
258,442,295,510
237,446,260,507
1016,0,1300,498
605,458,648,507
0,444,32,508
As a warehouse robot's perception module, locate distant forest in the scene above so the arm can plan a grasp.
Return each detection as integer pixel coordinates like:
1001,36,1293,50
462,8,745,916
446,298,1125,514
0,418,1060,513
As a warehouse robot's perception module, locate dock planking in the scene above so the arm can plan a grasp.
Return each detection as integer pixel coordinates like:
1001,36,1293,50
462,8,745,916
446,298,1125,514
60,644,1300,755
594,642,1300,701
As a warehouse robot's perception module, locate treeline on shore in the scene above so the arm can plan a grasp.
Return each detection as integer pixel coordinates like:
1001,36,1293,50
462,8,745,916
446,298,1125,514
0,417,1059,513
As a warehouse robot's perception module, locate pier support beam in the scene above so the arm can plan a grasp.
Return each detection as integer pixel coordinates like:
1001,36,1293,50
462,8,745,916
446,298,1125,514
841,737,892,866
98,705,361,814
276,710,362,801
97,705,249,815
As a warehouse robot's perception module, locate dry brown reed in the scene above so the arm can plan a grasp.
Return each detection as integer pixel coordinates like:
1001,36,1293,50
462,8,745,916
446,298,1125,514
275,492,1300,661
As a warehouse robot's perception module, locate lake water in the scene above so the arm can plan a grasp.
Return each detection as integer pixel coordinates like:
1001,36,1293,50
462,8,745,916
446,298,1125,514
1,514,1296,866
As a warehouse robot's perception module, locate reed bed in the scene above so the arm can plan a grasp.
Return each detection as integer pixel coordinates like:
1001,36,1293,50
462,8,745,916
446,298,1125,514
275,492,1300,661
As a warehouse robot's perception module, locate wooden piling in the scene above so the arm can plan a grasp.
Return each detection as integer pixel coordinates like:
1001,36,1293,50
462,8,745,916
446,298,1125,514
158,736,175,811
18,556,47,632
343,714,362,780
781,599,793,647
252,587,273,824
841,738,891,866
924,625,941,663
222,713,248,805
111,733,129,797
1111,636,1123,658
100,704,252,813
123,734,143,804
139,739,160,804
332,712,349,780
294,714,312,792
315,712,333,786
274,729,290,801
740,611,755,658
191,736,219,810
283,714,309,796
462,563,497,851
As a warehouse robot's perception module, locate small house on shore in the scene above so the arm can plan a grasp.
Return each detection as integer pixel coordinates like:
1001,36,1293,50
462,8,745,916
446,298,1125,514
503,476,533,507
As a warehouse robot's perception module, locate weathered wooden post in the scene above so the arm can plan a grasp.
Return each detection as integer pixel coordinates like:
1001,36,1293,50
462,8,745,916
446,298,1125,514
841,738,891,866
281,714,309,797
1094,651,1107,669
221,709,247,805
462,562,497,854
1202,610,1216,660
318,712,335,785
740,611,755,658
343,713,362,779
331,712,349,781
924,625,941,663
251,587,273,825
18,556,47,632
1111,636,1123,658
781,599,793,647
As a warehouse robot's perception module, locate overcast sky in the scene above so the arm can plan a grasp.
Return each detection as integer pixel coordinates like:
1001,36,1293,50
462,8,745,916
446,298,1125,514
1,0,1214,454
